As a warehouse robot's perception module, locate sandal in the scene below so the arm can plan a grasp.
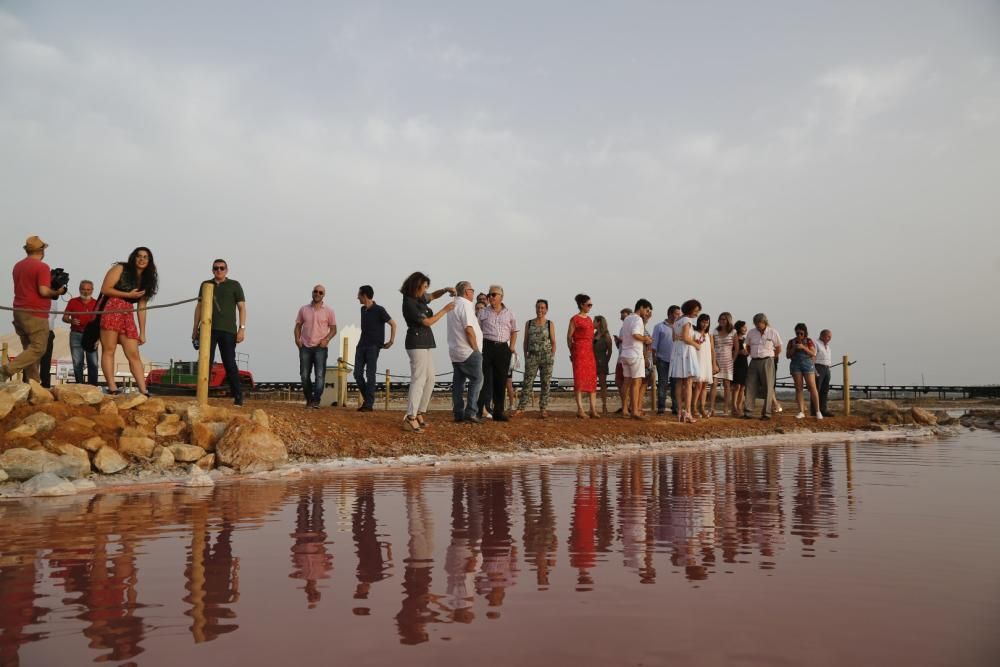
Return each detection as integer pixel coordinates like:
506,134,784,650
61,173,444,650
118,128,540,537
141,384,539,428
576,410,588,419
589,411,601,419
416,413,429,428
403,417,423,433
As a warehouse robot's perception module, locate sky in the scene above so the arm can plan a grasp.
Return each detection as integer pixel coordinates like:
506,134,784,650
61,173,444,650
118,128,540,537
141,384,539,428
1,1,998,386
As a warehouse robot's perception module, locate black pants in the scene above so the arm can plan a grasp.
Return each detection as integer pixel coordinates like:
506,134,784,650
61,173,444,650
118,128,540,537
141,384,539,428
39,330,56,388
814,364,831,415
209,329,243,401
477,339,512,418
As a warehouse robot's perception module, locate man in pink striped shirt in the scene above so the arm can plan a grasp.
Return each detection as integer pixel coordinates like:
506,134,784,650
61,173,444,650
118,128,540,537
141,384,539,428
476,284,519,421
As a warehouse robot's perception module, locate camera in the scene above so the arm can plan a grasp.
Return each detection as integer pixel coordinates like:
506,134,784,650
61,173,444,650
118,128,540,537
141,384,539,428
50,267,70,292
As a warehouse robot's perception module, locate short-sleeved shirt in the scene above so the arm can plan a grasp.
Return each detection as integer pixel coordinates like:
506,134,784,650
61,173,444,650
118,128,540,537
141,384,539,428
747,326,782,359
447,297,483,362
359,303,392,348
651,320,674,361
64,297,99,332
619,314,645,359
13,257,52,319
402,295,435,350
815,340,832,366
296,304,337,347
200,279,245,334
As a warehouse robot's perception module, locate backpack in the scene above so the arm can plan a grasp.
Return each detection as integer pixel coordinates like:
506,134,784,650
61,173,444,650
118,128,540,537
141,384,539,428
81,296,106,352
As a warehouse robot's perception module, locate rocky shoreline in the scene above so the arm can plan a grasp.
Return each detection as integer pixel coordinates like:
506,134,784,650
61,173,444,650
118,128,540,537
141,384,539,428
0,381,980,499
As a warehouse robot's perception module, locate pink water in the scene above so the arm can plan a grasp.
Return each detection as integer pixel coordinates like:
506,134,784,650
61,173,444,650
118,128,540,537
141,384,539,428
2,432,999,666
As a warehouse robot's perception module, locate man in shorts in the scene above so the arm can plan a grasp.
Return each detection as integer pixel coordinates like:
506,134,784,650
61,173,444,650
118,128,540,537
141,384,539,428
619,299,653,420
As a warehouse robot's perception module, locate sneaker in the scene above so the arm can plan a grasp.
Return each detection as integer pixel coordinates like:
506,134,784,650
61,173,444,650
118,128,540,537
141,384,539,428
464,415,483,424
358,405,374,412
494,414,509,422
234,396,244,407
816,412,824,420
775,405,783,413
760,415,771,421
795,411,805,419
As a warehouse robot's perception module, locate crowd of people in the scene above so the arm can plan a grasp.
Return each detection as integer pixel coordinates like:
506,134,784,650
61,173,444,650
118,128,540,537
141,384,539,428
4,238,833,429
396,271,835,434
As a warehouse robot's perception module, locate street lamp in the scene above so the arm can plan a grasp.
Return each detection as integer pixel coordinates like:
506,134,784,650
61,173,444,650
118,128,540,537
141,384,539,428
882,362,887,386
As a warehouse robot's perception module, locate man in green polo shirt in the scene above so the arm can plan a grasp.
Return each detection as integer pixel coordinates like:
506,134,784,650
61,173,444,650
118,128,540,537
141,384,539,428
192,258,247,406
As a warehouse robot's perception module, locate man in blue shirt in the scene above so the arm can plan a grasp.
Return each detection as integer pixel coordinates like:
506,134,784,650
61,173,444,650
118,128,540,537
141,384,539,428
651,304,681,415
355,285,397,412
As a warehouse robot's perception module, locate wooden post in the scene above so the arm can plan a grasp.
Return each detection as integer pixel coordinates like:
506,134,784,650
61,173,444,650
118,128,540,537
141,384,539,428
385,369,391,411
338,336,349,407
1,342,7,365
842,355,851,416
196,282,214,405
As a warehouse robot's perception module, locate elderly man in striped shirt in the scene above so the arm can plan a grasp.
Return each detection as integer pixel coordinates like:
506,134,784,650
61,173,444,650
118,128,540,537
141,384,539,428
742,313,783,420
476,284,519,422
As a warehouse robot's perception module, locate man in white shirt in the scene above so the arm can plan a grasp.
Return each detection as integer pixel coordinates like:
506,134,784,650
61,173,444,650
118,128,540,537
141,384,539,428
743,312,783,420
448,281,484,423
814,329,833,416
620,299,654,420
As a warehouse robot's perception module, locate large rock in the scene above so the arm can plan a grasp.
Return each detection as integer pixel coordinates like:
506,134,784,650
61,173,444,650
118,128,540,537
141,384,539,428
155,420,188,438
118,436,155,459
23,412,57,434
115,393,148,410
184,403,233,425
99,400,119,416
66,416,98,430
28,380,54,405
251,409,270,429
0,393,14,421
5,422,38,440
167,444,207,463
182,466,214,487
92,414,125,432
0,447,87,480
0,469,7,483
852,399,900,415
136,397,166,414
910,407,938,426
932,410,956,426
151,445,175,470
22,472,77,497
55,453,91,479
195,453,216,471
215,418,288,473
191,421,227,451
80,436,106,453
53,443,91,468
93,446,128,474
52,384,104,406
1,382,31,405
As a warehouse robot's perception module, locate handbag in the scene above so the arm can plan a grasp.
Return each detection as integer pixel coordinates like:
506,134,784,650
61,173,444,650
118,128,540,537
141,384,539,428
81,296,106,352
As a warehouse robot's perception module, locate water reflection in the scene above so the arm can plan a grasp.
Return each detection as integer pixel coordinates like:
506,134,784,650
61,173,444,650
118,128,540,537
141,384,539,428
0,441,934,662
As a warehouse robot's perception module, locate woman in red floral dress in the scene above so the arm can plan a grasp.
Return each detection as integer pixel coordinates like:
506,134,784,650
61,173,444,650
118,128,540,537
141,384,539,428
99,247,158,395
567,293,600,418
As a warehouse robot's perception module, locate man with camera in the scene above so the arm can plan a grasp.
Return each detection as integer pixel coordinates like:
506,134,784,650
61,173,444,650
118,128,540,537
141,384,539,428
2,236,67,383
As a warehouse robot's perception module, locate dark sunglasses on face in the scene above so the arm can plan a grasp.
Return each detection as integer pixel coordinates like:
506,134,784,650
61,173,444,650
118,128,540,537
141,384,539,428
313,290,324,295
489,293,501,298
212,266,226,271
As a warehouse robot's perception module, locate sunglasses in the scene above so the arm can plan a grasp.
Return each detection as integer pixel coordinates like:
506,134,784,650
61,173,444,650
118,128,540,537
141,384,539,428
212,266,227,271
489,292,501,298
313,290,325,295
584,303,593,307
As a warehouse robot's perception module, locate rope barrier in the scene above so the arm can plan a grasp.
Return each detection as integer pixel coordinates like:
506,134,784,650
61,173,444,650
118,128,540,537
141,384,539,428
0,296,200,316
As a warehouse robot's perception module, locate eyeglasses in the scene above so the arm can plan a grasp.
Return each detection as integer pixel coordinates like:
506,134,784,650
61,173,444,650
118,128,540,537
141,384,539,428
212,266,227,272
313,290,325,295
489,292,501,298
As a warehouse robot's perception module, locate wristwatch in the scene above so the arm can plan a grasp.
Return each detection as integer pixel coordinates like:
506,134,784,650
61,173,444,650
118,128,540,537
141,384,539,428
239,325,246,330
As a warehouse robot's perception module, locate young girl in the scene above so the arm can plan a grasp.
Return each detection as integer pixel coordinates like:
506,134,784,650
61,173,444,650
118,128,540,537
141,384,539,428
731,320,749,415
692,313,717,418
670,299,703,423
711,312,735,416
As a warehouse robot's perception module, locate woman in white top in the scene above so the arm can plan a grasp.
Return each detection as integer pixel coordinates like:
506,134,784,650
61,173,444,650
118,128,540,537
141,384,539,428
670,299,703,423
692,313,717,419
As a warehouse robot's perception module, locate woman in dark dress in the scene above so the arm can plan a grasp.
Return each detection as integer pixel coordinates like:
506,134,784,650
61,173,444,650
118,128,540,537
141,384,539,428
99,247,158,395
731,320,749,415
592,315,613,414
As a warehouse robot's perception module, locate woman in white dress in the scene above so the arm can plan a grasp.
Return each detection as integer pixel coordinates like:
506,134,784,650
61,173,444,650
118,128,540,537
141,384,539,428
711,312,735,416
670,299,703,423
692,313,717,419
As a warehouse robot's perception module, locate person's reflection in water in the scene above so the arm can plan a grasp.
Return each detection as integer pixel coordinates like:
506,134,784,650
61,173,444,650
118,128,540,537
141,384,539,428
0,560,48,665
288,483,333,608
199,520,241,639
475,472,518,614
569,464,598,590
75,532,148,662
445,476,481,624
618,458,647,578
519,466,557,589
395,476,440,644
352,475,392,611
793,446,838,555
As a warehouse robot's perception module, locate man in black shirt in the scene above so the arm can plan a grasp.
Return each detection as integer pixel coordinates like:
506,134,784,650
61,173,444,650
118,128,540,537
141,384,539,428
354,285,397,412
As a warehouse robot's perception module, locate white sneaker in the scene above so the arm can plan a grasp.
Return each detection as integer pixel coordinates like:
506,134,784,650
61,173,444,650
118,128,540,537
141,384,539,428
816,412,824,420
795,411,805,419
776,405,784,413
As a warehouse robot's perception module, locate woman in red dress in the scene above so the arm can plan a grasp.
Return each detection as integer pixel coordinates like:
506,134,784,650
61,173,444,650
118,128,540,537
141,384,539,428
567,293,600,418
99,247,158,395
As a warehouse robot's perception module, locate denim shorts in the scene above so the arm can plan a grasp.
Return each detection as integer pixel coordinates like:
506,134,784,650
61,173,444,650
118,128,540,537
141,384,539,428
789,358,816,375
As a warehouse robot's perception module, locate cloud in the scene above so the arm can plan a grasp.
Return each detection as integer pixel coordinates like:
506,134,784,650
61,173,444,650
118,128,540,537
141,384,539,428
816,58,927,134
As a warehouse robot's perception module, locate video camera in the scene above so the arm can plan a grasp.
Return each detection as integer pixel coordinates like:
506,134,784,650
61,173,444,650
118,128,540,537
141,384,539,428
50,267,70,292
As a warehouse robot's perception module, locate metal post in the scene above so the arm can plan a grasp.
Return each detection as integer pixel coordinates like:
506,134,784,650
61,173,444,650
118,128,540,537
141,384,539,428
385,369,391,411
842,355,851,416
196,282,214,405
